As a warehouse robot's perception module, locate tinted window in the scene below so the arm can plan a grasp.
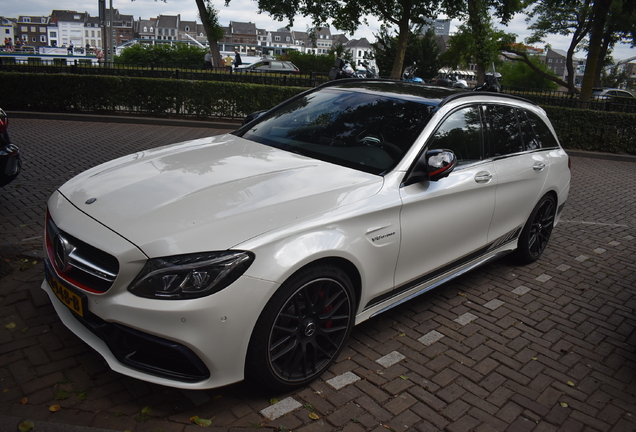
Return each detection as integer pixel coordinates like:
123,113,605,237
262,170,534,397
429,107,483,165
485,105,523,157
524,110,558,149
238,88,434,174
517,109,540,151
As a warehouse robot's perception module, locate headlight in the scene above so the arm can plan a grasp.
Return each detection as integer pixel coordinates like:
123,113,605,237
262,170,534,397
128,251,254,299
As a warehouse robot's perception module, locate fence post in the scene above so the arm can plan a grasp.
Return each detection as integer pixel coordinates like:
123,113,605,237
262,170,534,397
175,69,180,80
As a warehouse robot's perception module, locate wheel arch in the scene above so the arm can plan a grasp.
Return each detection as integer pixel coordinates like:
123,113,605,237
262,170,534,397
279,256,363,313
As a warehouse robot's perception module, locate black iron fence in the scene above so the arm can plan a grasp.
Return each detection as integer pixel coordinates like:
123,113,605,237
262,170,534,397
504,86,636,114
0,59,331,89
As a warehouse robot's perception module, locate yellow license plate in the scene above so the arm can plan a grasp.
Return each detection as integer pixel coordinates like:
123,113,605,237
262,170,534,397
48,273,85,317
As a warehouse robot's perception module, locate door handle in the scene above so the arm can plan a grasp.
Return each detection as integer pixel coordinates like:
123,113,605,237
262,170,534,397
474,171,492,183
533,162,546,171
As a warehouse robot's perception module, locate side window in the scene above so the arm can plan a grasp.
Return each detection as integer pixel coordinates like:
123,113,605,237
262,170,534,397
485,105,523,157
517,109,540,151
524,110,559,149
428,106,483,165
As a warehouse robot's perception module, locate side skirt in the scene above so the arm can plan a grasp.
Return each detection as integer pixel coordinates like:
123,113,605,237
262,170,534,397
361,227,521,320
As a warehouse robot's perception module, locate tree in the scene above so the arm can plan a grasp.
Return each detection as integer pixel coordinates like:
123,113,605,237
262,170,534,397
194,0,225,67
373,27,440,78
441,0,524,83
509,0,636,100
499,57,558,89
440,18,513,80
253,0,440,78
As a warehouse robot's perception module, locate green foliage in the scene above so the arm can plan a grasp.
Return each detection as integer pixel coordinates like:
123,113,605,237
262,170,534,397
115,43,208,68
0,72,307,119
545,106,636,154
200,0,225,42
500,57,558,90
277,51,335,73
373,27,440,78
440,20,513,71
327,42,353,62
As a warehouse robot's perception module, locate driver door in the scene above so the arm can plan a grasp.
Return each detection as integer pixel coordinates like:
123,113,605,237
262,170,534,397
395,105,497,288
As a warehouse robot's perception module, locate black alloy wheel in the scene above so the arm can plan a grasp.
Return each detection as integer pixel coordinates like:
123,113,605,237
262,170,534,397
516,194,556,264
246,265,354,390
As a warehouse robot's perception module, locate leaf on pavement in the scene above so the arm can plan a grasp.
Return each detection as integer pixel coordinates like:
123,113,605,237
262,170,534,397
18,421,34,432
141,406,152,414
49,405,61,412
559,402,568,408
21,397,28,404
5,322,16,329
309,412,320,420
54,389,70,400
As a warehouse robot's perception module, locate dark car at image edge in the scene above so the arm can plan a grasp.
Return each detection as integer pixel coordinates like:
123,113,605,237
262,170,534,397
0,108,21,188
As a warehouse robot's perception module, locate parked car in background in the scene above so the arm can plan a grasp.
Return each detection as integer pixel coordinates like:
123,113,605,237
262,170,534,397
235,59,299,74
42,80,570,392
0,108,21,188
591,87,635,100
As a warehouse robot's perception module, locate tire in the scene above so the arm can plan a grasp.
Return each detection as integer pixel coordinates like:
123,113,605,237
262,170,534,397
515,194,556,264
246,264,355,391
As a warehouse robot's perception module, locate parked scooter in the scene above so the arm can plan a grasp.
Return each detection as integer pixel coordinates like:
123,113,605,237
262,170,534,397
402,62,423,83
329,58,357,80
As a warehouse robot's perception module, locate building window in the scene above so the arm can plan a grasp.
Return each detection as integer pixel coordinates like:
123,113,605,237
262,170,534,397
40,27,46,32
50,31,56,37
24,17,31,23
286,36,290,42
275,36,280,41
41,18,47,23
40,35,46,42
85,30,89,37
185,26,190,32
31,36,36,42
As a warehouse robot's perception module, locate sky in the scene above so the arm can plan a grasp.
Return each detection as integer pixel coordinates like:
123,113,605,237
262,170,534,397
2,0,634,61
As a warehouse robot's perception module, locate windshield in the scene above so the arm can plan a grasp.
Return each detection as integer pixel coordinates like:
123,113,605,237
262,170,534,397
237,88,435,174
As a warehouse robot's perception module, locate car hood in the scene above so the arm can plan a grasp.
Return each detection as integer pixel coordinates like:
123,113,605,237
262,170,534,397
58,134,382,257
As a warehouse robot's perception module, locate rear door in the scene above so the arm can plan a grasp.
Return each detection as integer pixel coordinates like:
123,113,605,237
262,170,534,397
484,105,551,243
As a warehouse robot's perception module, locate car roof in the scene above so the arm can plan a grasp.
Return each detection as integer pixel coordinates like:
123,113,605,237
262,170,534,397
317,79,535,108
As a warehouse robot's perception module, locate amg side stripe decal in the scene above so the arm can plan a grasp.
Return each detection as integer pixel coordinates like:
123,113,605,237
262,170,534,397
364,226,522,311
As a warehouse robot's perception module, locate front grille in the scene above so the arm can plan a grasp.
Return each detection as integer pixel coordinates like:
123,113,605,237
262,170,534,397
46,212,120,293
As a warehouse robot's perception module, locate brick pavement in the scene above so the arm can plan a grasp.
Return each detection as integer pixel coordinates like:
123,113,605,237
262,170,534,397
0,118,634,432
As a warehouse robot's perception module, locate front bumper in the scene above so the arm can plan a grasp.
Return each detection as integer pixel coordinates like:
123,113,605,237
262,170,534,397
42,266,277,389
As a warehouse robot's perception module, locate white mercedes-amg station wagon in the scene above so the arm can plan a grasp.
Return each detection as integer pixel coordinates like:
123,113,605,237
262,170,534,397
42,80,570,391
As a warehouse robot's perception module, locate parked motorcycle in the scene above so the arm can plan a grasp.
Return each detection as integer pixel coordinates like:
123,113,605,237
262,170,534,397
473,72,502,92
357,61,380,79
328,58,357,80
402,62,423,83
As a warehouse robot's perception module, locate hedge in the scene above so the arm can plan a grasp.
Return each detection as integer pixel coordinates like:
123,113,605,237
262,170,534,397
544,106,635,155
0,72,307,120
2,72,634,155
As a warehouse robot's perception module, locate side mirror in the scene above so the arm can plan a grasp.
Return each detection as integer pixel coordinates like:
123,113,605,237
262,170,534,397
427,149,457,181
403,149,457,186
242,110,267,126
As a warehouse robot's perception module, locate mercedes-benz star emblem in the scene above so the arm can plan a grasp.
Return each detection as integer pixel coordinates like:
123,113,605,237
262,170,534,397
304,322,316,337
53,234,74,272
